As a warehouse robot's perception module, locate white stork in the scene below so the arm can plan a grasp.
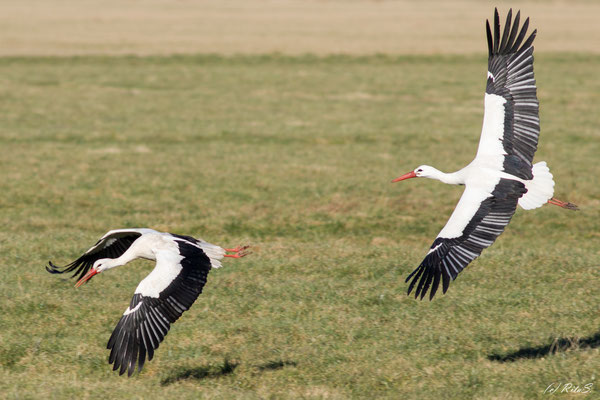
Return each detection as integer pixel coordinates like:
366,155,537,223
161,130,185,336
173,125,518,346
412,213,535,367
47,228,250,376
392,9,578,301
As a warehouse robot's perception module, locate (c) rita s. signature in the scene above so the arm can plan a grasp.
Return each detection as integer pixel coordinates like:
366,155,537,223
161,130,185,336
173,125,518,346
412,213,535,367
544,382,593,395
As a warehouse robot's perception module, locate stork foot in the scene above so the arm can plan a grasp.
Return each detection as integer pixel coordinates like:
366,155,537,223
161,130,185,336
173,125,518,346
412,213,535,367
548,198,579,211
224,245,251,258
224,245,249,253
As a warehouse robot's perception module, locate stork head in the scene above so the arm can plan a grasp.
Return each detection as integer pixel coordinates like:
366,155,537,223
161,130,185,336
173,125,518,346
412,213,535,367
92,258,113,273
392,165,434,182
74,258,112,287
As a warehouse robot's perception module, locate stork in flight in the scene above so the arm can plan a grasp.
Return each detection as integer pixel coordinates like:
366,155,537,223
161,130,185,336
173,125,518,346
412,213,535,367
47,228,250,376
392,9,578,301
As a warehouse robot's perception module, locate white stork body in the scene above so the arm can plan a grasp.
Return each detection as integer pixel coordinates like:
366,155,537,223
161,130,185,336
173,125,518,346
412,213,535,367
47,228,249,376
393,9,577,301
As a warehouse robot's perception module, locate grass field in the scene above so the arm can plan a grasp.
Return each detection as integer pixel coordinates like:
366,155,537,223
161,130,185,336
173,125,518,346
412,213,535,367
0,53,598,399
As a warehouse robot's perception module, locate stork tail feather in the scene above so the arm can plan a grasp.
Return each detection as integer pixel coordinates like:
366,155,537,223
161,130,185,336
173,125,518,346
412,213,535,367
518,161,555,210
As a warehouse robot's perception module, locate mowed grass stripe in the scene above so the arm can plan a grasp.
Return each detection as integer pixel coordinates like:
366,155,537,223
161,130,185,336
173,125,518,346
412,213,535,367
0,54,598,399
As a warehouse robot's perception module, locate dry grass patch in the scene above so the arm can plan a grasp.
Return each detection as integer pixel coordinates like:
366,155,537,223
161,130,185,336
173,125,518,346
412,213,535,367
0,1,600,56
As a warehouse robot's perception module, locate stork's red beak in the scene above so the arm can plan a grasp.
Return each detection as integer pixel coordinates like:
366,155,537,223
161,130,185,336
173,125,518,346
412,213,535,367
392,171,417,183
75,268,99,288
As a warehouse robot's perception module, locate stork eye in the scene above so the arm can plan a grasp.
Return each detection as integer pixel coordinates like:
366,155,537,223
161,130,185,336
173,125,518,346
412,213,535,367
417,169,423,172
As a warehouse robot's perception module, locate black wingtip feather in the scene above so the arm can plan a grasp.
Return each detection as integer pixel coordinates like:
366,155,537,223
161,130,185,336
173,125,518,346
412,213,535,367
407,262,451,301
429,269,441,301
46,261,58,274
125,334,138,377
46,260,72,274
421,269,435,300
127,342,138,377
486,20,493,57
408,269,445,300
442,271,450,294
499,9,512,53
510,17,530,54
414,271,426,299
406,266,424,297
493,8,500,54
414,268,431,300
521,30,537,52
405,264,422,283
488,9,535,57
138,347,146,373
506,10,521,52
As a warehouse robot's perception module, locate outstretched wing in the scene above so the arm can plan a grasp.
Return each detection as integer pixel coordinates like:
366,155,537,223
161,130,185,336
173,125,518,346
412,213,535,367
46,228,155,282
107,239,212,376
406,179,527,300
476,8,539,180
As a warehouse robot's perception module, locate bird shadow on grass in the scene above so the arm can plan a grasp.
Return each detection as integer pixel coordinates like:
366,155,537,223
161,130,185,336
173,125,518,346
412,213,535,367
161,358,238,386
160,358,297,385
256,359,298,371
488,332,600,362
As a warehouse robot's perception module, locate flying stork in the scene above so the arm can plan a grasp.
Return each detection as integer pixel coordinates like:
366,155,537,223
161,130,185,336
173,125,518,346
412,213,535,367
47,228,250,376
392,9,578,301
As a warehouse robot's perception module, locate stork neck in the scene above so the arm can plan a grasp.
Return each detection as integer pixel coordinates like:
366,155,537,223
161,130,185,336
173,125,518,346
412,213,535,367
105,248,141,270
429,168,464,185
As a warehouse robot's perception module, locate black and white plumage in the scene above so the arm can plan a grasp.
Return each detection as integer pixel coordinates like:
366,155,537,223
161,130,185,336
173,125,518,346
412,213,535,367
392,9,577,301
47,228,249,376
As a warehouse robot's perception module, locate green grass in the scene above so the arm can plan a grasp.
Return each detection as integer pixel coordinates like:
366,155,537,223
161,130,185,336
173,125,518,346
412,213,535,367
0,54,599,399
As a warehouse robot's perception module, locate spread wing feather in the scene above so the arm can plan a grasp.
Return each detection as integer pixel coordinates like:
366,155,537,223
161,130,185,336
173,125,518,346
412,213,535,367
45,229,153,282
106,240,212,376
480,8,539,180
406,179,527,300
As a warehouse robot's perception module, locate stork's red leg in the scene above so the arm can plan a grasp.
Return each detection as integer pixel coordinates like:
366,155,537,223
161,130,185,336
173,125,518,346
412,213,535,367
224,245,249,253
547,198,579,211
224,245,251,258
